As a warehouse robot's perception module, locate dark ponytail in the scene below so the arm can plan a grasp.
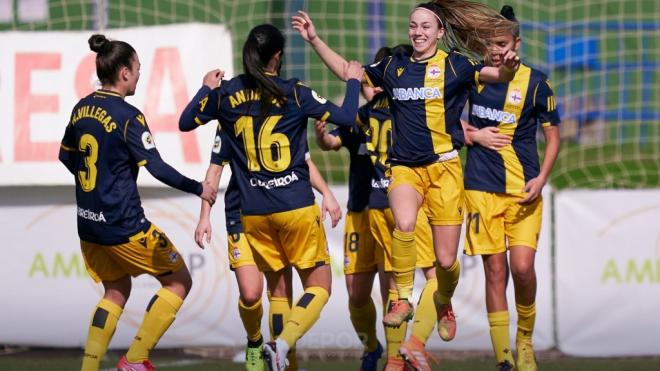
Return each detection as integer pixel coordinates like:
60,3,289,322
88,34,136,86
242,24,286,118
500,5,520,37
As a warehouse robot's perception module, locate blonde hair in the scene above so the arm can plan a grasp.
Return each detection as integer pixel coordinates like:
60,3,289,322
427,0,516,60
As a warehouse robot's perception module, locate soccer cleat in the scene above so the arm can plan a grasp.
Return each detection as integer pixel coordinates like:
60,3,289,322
383,299,414,328
516,340,537,371
496,360,515,371
359,341,383,371
382,356,406,371
245,342,265,371
262,341,289,371
433,293,457,341
398,336,437,371
116,355,154,371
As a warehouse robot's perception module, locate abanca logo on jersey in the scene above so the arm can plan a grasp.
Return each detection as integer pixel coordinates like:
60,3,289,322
78,207,106,223
249,171,300,190
471,104,517,124
392,87,442,101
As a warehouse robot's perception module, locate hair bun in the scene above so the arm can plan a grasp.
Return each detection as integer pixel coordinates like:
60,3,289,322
500,5,517,22
88,34,109,53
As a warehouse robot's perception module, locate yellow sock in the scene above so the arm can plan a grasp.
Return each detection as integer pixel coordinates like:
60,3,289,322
279,287,329,347
81,299,123,371
516,302,536,342
435,260,460,305
269,296,292,339
239,298,263,343
488,311,514,364
384,289,407,358
349,299,378,352
411,278,437,344
126,288,183,363
392,229,416,301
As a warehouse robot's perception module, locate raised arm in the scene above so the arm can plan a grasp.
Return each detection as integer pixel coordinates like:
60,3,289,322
179,69,224,132
292,10,353,81
478,50,520,83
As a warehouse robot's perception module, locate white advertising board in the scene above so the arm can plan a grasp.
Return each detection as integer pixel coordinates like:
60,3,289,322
556,189,660,356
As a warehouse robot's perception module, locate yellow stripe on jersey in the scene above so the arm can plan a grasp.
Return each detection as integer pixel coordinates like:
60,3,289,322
137,160,147,167
194,116,204,126
320,111,331,122
60,144,74,152
425,50,452,155
541,122,552,128
498,65,531,194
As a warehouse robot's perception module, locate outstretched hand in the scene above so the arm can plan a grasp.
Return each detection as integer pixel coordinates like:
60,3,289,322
291,10,318,43
345,60,364,81
501,49,520,72
203,69,224,89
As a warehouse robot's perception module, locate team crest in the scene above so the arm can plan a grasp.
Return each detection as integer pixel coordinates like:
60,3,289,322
311,90,328,104
212,135,221,153
344,256,350,267
508,88,523,105
141,131,156,150
396,67,405,77
426,64,442,79
232,247,241,261
168,252,179,264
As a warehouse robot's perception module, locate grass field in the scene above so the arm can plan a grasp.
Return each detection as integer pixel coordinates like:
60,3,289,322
1,348,660,371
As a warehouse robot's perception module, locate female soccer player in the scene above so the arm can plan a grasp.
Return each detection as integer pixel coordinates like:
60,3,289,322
462,6,560,371
181,102,342,371
293,0,520,348
59,34,216,371
179,24,363,371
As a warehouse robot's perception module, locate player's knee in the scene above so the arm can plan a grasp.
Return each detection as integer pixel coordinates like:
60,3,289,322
240,290,262,306
485,262,508,285
511,261,535,283
395,218,416,233
436,255,456,271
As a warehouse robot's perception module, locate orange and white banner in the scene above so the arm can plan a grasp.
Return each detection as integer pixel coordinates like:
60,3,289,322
0,24,233,186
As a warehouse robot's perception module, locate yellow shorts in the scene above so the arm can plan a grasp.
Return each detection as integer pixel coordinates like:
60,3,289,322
228,232,257,270
390,157,465,226
81,223,185,283
343,210,377,274
464,190,543,256
241,204,330,272
369,207,435,272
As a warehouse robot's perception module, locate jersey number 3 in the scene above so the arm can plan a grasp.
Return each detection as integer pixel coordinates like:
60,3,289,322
236,115,291,172
78,133,99,192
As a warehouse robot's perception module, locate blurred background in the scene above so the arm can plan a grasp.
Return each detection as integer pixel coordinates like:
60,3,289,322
0,0,658,370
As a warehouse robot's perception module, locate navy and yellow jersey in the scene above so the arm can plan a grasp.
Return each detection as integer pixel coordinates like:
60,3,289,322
180,75,360,215
357,92,392,209
329,124,372,212
59,90,201,245
364,49,482,166
209,127,243,234
464,64,561,194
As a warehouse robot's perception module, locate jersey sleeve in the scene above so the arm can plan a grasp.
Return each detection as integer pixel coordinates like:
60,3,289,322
125,113,202,195
450,51,484,88
179,84,223,132
124,114,161,166
58,119,77,174
534,78,561,128
357,103,370,126
210,125,233,166
363,55,392,88
296,80,360,126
